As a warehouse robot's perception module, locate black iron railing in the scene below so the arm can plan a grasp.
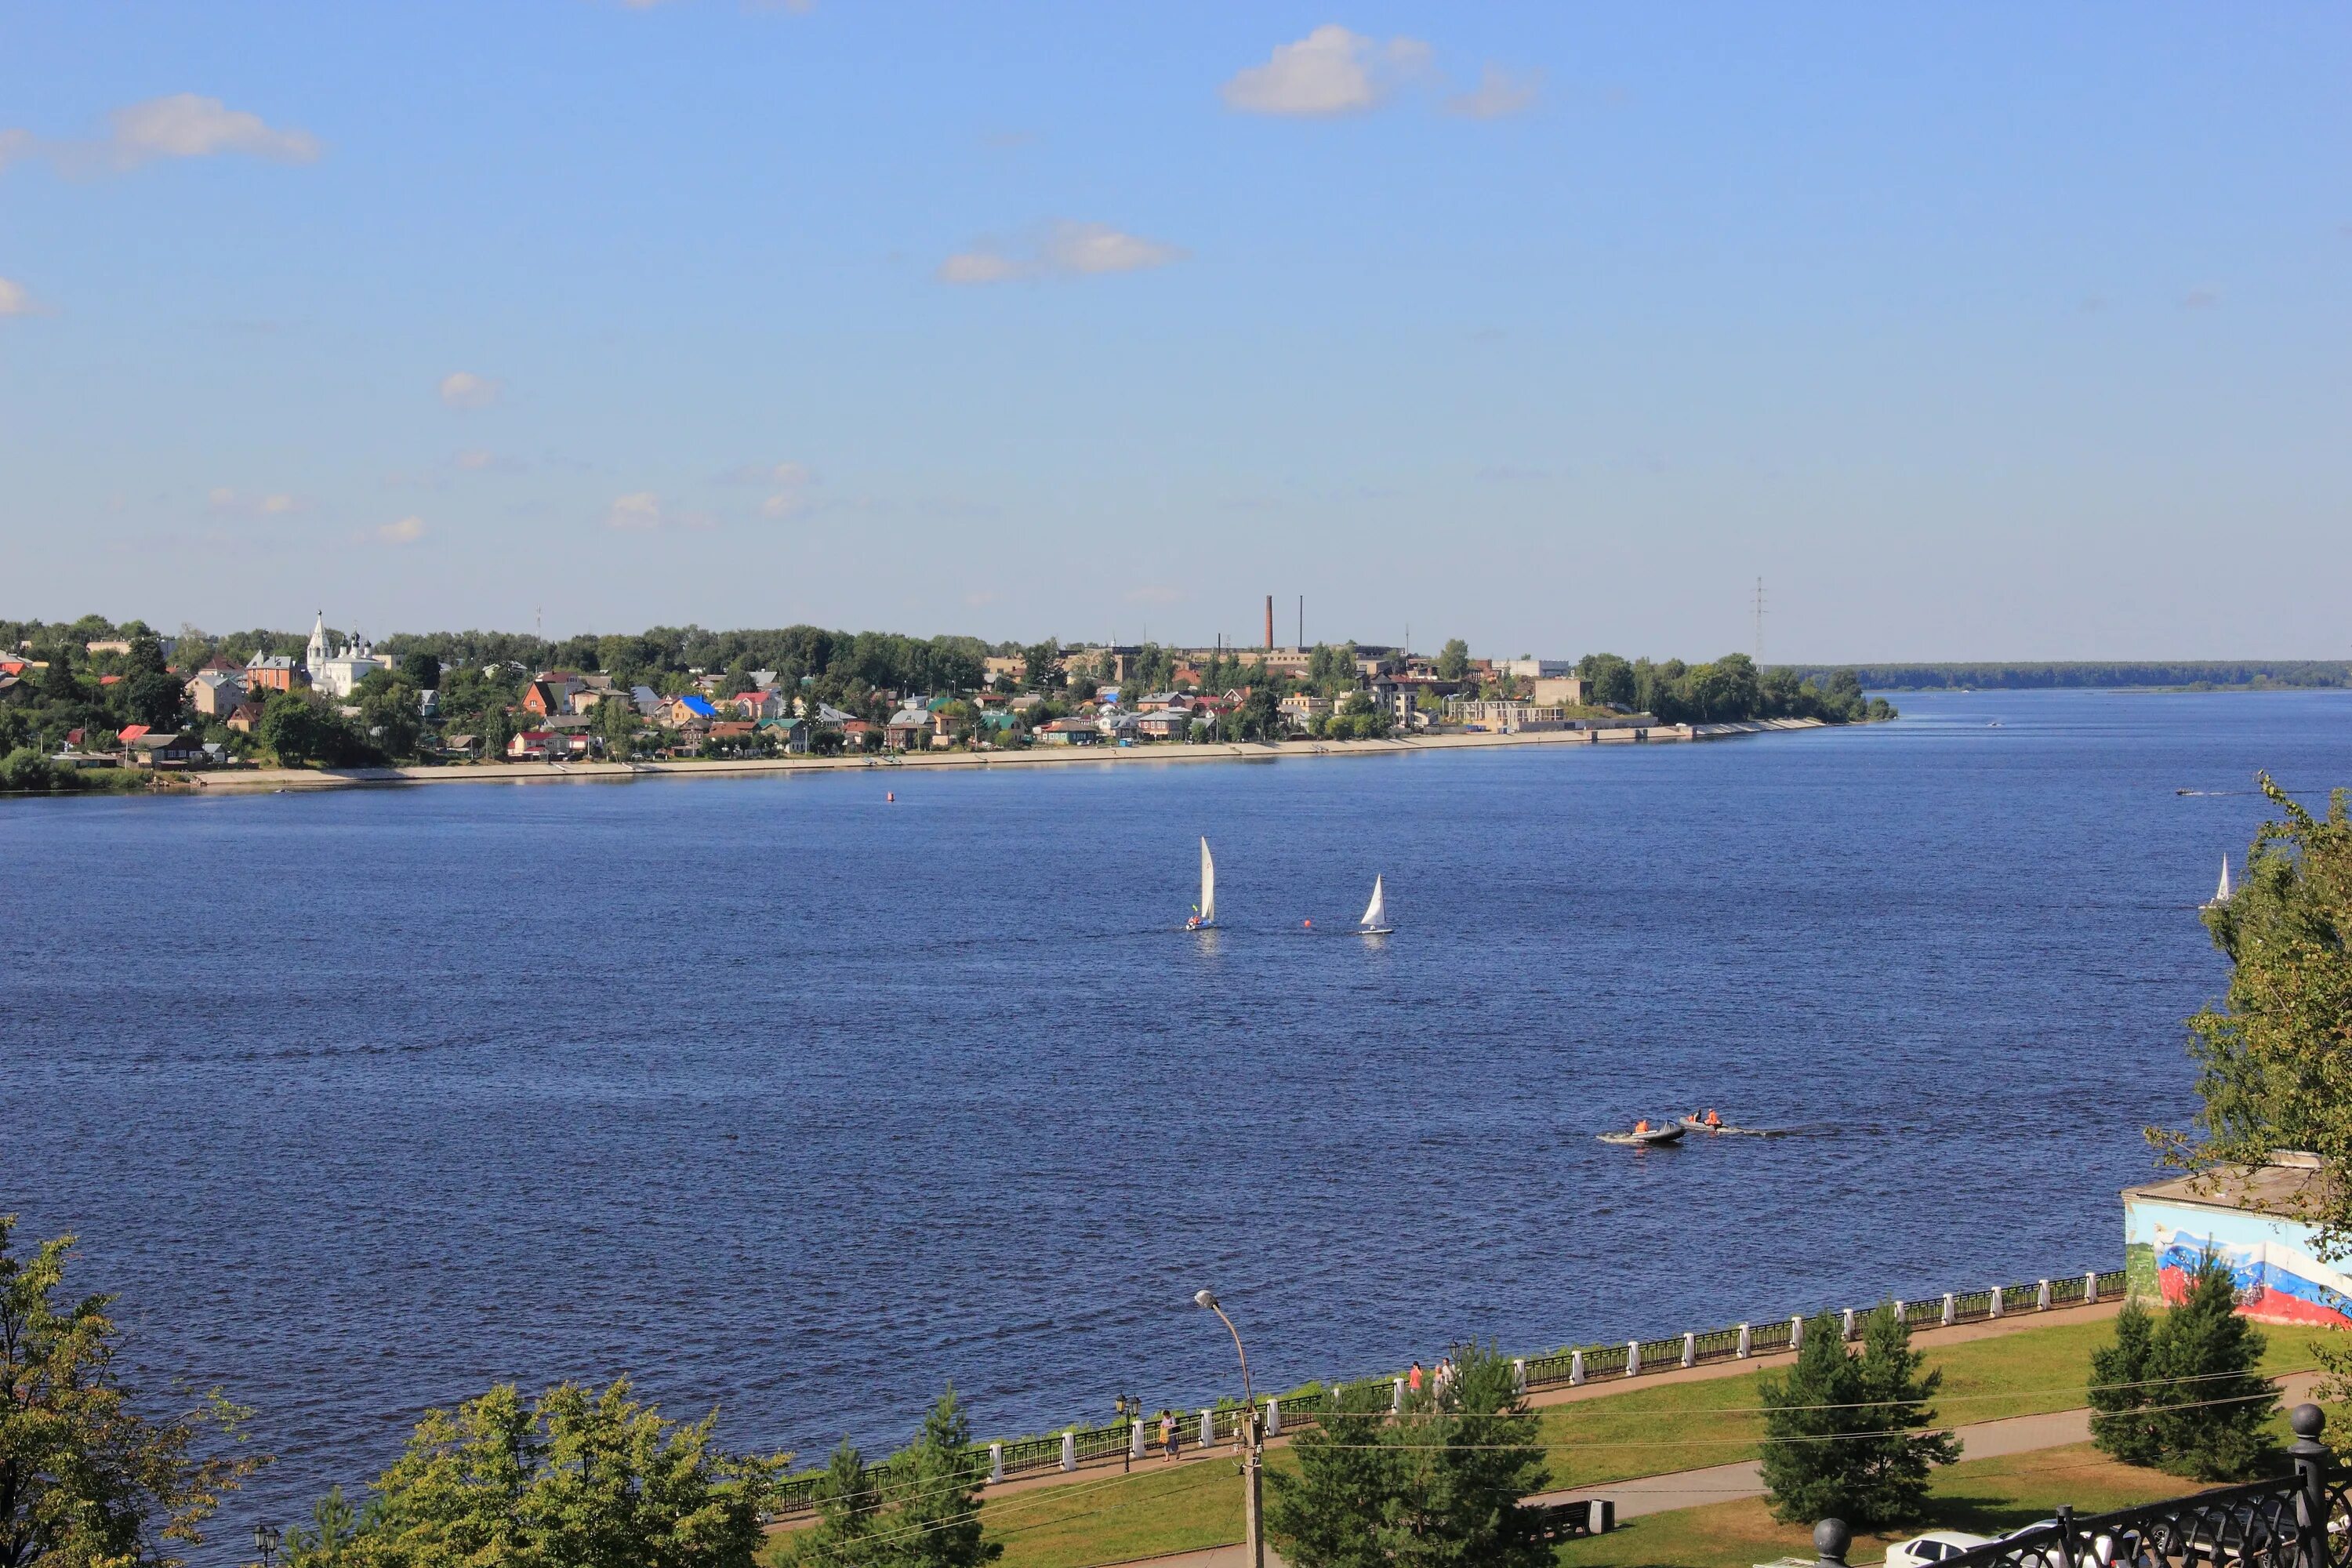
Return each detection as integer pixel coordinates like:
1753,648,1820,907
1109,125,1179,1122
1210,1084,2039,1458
1813,1406,2347,1568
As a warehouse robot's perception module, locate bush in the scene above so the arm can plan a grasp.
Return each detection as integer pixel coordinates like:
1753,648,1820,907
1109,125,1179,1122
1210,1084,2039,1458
0,746,66,793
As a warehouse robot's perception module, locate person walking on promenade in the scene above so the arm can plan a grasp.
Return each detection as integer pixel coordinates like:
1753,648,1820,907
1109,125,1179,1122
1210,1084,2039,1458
1160,1409,1178,1462
1407,1360,1424,1397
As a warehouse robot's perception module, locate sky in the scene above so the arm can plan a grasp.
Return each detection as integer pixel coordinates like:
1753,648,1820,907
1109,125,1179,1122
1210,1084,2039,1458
0,2,2346,661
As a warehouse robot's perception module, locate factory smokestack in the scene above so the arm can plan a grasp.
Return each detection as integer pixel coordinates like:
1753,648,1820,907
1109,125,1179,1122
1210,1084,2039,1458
1265,595,1274,651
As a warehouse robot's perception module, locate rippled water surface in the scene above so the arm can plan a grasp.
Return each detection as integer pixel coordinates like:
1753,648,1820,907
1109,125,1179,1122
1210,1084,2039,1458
5,689,2349,1543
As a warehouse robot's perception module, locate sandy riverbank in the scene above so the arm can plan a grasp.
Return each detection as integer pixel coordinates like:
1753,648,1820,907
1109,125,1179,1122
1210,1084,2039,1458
165,717,1831,794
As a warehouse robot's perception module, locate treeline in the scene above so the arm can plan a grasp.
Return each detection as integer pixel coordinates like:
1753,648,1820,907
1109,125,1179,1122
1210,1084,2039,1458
1780,661,2352,691
1576,652,1896,725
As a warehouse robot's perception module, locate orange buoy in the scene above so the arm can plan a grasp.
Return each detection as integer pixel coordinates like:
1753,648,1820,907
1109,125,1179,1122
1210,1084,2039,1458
1302,918,1312,927
887,791,895,802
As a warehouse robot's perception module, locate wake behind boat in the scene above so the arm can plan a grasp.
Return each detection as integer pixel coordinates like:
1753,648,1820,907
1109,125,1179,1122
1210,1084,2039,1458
1185,837,1217,931
1359,875,1392,935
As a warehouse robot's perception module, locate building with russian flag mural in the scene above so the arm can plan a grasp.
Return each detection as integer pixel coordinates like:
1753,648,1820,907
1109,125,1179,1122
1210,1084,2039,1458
2123,1154,2352,1330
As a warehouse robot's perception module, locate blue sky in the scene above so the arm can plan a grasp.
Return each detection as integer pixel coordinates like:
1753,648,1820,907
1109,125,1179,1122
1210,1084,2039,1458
1,2,2345,659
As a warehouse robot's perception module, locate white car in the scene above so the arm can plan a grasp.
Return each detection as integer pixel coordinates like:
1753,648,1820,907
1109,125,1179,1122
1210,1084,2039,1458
1886,1532,1994,1567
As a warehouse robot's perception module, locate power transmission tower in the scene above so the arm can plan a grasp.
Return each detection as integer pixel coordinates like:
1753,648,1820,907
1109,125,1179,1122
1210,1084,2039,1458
1753,578,1766,665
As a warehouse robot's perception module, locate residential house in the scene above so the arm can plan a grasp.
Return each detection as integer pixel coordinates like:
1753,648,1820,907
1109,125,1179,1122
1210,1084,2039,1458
117,724,151,748
224,702,266,733
1008,694,1044,715
521,677,585,717
885,707,931,750
839,718,877,747
1040,717,1102,746
129,732,206,764
814,702,857,727
982,655,1026,683
1135,709,1195,740
439,734,481,760
729,690,786,720
507,730,554,760
1278,694,1330,733
660,694,720,728
630,684,662,717
756,717,810,753
244,652,303,692
184,670,247,717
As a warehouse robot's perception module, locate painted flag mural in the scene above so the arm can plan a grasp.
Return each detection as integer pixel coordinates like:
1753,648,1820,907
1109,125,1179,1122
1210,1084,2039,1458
2125,1204,2352,1330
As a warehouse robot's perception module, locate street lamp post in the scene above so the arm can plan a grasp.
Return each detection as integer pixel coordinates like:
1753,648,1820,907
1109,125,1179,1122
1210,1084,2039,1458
1193,1289,1263,1568
252,1522,281,1568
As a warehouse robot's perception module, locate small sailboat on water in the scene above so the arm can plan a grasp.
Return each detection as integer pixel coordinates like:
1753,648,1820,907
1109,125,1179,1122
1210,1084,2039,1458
2202,855,2233,910
1359,875,1393,935
1186,837,1217,930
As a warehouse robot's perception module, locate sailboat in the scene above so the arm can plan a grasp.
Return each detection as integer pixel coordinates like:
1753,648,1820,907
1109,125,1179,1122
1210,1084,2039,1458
2203,855,2233,910
1358,875,1392,935
1187,837,1217,930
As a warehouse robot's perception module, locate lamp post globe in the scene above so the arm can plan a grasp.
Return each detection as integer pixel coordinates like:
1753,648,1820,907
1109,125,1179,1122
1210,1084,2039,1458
1193,1289,1218,1310
253,1522,281,1567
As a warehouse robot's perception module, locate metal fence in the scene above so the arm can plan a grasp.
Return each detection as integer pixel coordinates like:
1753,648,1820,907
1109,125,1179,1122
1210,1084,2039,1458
1816,1406,2349,1568
768,1262,2129,1519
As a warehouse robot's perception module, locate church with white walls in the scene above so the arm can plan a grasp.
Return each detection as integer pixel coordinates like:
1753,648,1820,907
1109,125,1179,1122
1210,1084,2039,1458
306,612,390,699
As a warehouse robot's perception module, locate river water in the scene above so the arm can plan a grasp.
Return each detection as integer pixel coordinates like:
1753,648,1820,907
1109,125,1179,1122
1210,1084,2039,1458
4,689,2347,1541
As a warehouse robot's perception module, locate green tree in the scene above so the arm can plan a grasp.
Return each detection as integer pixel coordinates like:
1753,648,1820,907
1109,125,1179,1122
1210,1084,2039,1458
2168,777,2352,1242
1267,1379,1396,1568
793,1439,883,1567
1759,1305,1957,1528
0,1216,266,1568
1269,1343,1549,1568
479,705,515,763
2145,1255,2277,1479
283,1486,361,1568
2088,1297,2163,1467
597,695,637,761
258,691,332,766
1435,639,1471,681
0,747,64,793
398,653,442,691
876,1386,996,1568
319,1377,786,1568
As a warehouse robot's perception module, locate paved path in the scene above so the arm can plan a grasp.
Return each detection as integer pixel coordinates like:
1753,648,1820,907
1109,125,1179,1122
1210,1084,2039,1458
1091,1370,2318,1568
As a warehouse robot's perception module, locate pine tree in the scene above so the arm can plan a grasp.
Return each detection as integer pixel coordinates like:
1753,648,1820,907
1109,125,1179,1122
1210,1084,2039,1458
1846,1303,1961,1525
880,1385,999,1568
1265,1378,1400,1568
794,1439,883,1567
2147,1255,2278,1480
1267,1344,1550,1568
1759,1305,1956,1529
2089,1298,2163,1467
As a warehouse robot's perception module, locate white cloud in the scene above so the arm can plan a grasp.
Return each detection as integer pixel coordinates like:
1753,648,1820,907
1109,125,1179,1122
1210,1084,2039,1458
938,249,1027,285
205,487,306,517
607,492,665,530
1042,221,1187,275
938,222,1186,285
0,95,321,176
1222,25,1424,117
376,516,426,545
1446,64,1541,120
0,276,38,316
604,492,716,532
438,371,503,408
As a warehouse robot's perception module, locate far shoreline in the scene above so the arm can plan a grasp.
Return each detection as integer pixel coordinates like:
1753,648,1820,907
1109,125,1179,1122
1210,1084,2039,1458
64,716,1840,797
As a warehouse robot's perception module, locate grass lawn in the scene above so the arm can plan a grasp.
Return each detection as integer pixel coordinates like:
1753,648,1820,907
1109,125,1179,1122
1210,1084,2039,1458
778,1315,2338,1568
1534,1315,2321,1491
1552,1443,2195,1568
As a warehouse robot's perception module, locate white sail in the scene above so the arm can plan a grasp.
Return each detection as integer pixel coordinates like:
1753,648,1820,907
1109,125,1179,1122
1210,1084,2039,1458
1199,837,1216,926
1360,876,1386,930
2215,855,2232,905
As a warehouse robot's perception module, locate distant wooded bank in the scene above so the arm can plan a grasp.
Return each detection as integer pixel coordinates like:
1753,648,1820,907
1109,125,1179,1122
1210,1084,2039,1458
1777,662,2352,692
